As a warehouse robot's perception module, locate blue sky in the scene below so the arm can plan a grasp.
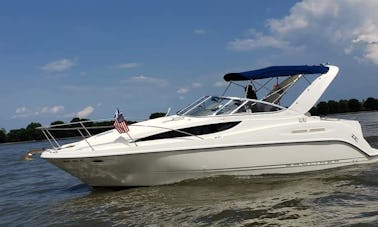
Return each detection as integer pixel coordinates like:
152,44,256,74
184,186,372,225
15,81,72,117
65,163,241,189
1,0,377,130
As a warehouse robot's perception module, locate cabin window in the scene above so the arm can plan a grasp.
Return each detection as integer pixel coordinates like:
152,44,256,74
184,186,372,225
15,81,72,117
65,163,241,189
136,121,241,142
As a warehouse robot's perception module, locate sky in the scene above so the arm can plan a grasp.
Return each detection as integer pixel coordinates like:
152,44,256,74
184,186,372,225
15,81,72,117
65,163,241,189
1,0,377,130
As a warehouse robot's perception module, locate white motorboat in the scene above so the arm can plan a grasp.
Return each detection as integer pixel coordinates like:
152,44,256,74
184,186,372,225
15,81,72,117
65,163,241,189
41,64,378,187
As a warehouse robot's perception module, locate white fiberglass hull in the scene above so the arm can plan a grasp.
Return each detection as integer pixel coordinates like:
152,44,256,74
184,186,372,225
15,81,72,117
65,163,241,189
40,64,378,187
46,140,375,187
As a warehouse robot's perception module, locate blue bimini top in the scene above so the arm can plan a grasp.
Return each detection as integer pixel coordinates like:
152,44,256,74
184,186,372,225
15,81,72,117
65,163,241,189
223,65,329,81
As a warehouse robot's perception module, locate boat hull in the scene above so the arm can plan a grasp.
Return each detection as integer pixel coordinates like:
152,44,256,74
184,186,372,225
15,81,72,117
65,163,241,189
46,140,373,187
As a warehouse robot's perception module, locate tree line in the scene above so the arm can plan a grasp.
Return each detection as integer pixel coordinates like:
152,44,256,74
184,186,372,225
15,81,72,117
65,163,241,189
0,97,376,144
0,112,166,144
310,97,378,115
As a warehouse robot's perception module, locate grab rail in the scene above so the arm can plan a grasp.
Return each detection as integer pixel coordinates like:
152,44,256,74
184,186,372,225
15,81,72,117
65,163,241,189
38,118,115,151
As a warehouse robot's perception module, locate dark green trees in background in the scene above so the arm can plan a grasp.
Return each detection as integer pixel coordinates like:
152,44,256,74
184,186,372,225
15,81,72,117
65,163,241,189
338,100,350,113
314,101,329,115
0,128,6,143
5,122,43,143
310,97,378,115
149,112,166,119
348,99,362,112
26,122,44,141
51,121,64,126
327,100,339,114
0,116,139,143
364,97,378,110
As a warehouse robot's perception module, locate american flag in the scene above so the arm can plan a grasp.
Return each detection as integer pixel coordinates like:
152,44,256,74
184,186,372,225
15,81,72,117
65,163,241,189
114,109,129,133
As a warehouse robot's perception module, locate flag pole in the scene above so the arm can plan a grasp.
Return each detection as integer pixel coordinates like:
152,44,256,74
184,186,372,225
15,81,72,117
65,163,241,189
114,108,137,147
125,131,137,147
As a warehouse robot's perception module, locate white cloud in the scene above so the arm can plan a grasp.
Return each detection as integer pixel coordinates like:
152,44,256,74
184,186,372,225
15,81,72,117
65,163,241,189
177,87,189,94
15,106,28,114
75,106,94,118
13,105,65,118
229,35,291,51
123,75,169,88
12,106,32,119
213,81,227,87
41,105,64,114
116,62,140,69
228,0,378,64
41,58,76,73
192,82,203,88
175,83,202,96
365,44,378,64
194,29,206,35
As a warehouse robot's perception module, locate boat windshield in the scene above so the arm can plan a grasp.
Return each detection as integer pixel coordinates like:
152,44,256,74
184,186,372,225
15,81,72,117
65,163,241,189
178,96,284,117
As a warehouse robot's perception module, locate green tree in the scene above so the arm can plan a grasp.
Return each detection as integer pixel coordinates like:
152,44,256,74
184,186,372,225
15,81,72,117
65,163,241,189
338,99,350,113
51,120,65,126
149,112,166,119
327,100,340,114
0,128,6,143
309,107,318,116
26,122,41,130
70,117,87,123
348,99,362,112
316,101,329,115
26,122,43,141
364,97,378,110
7,128,28,142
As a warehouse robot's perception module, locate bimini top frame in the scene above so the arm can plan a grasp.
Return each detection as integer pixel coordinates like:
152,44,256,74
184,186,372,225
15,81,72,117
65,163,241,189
223,65,329,81
221,64,332,109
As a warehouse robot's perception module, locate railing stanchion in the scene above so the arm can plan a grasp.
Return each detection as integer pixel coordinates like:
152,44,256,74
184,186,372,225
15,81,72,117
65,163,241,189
42,129,57,150
77,129,95,151
80,122,92,137
46,128,60,148
38,118,117,151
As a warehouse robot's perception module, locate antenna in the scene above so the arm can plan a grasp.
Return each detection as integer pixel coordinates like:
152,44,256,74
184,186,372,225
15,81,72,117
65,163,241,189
165,107,171,116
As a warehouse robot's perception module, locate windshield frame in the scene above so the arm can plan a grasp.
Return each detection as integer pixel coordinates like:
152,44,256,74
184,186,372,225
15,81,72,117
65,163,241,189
177,96,286,117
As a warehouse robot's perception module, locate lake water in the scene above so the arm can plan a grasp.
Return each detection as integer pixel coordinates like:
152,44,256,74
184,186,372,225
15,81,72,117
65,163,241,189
1,112,378,226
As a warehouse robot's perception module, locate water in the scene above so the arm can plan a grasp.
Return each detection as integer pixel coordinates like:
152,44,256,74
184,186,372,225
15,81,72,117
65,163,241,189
1,112,378,226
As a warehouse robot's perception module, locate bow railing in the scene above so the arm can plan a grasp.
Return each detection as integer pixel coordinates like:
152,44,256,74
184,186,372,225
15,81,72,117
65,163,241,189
38,118,115,150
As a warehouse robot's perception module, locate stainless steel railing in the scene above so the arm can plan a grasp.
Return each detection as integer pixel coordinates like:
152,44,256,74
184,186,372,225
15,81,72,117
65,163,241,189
38,117,205,151
38,118,115,150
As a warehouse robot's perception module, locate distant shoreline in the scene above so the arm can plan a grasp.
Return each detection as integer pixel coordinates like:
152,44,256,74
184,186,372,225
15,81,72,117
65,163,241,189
1,110,377,145
0,140,38,145
326,110,377,116
0,137,81,146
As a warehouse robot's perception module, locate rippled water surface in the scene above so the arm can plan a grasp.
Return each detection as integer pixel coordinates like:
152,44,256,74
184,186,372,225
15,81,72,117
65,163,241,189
1,112,378,226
